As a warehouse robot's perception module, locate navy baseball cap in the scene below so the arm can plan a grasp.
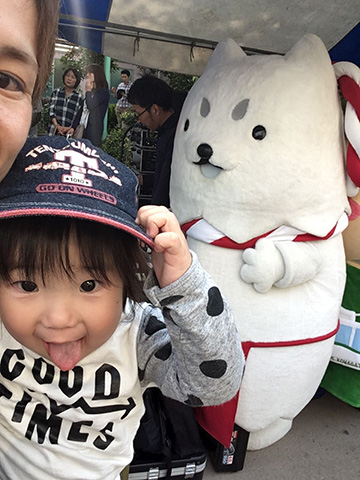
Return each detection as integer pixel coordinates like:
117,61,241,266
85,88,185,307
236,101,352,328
0,136,154,249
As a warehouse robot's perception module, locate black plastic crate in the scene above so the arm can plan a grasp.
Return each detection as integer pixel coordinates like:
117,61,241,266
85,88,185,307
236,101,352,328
200,424,249,472
129,453,207,480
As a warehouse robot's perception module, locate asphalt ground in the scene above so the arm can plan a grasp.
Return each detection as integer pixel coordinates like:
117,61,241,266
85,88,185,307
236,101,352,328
203,392,360,480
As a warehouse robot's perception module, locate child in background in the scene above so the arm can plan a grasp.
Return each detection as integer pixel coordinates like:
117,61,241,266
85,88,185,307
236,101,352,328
0,136,243,480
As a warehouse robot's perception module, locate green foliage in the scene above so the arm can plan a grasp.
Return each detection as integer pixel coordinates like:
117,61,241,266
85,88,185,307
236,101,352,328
102,111,137,167
107,106,136,132
162,71,198,92
101,127,133,167
119,110,136,127
38,100,50,135
107,104,118,131
60,46,119,77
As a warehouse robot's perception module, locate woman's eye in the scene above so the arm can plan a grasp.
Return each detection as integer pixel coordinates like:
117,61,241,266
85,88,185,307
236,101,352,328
0,72,24,92
80,280,100,292
14,281,38,292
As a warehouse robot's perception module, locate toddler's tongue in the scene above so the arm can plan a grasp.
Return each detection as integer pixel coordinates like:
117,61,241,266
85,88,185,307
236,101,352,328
46,340,83,371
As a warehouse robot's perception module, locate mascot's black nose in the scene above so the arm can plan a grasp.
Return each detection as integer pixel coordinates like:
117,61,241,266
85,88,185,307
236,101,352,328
197,143,213,162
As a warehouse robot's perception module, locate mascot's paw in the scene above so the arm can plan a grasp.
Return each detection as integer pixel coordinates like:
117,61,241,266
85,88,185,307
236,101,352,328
240,238,285,293
247,418,293,450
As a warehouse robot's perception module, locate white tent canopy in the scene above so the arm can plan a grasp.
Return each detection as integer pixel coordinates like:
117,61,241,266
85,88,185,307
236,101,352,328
59,0,360,74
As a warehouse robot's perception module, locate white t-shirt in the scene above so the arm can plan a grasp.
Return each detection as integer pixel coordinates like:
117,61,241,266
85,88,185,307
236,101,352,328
0,303,145,480
0,255,243,480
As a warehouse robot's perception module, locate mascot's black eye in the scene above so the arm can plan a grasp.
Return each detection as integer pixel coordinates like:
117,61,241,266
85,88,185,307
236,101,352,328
184,119,190,131
252,125,266,140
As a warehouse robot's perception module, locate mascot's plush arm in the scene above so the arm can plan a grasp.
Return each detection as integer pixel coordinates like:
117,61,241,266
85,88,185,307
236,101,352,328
241,239,323,293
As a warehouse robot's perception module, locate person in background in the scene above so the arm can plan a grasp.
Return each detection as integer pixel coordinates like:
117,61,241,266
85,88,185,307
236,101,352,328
48,67,83,137
127,75,186,208
112,68,133,127
28,97,43,137
0,0,59,182
82,64,110,146
0,135,243,479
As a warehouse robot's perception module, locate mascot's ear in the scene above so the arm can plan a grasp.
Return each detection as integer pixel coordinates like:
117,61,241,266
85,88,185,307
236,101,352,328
285,33,330,69
204,38,246,72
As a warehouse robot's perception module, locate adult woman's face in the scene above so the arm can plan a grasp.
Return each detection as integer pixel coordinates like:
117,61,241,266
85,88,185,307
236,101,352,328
0,0,38,181
64,70,78,90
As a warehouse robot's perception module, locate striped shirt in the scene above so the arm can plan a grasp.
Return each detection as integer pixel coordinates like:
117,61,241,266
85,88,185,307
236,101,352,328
48,87,84,135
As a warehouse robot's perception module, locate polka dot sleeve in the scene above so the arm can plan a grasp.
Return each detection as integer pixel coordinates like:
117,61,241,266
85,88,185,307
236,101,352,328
137,252,244,407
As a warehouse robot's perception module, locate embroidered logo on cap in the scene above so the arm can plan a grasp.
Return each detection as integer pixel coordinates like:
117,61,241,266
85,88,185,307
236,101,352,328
24,140,122,206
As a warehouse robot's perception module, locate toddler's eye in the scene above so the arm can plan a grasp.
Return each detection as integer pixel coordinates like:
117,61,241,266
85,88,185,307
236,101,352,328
0,72,24,92
15,281,38,292
80,280,100,292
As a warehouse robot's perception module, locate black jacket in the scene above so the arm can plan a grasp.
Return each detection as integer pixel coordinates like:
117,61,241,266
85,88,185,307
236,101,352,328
150,110,180,207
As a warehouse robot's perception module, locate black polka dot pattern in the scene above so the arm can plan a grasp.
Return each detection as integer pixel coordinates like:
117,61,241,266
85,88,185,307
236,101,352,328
162,307,172,319
145,316,166,336
138,367,145,381
160,295,184,306
185,395,204,407
206,287,224,316
200,360,227,378
162,307,178,326
155,342,172,361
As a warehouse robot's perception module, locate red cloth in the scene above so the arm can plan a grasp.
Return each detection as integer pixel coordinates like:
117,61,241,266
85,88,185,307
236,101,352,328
195,391,239,448
194,321,339,447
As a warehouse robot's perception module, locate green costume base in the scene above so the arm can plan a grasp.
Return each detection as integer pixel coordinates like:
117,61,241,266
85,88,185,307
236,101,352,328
321,264,360,407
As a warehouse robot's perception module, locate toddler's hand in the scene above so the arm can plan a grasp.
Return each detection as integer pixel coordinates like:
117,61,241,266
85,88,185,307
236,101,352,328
136,206,192,288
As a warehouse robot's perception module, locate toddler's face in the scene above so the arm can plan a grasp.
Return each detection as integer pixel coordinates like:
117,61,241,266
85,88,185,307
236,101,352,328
0,0,38,181
0,242,124,371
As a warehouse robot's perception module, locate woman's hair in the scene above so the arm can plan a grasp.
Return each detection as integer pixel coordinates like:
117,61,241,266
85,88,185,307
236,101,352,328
0,217,150,305
86,64,109,91
62,67,82,89
33,0,60,104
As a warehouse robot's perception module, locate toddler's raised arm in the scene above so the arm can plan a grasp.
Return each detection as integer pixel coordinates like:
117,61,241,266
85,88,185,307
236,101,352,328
136,205,192,288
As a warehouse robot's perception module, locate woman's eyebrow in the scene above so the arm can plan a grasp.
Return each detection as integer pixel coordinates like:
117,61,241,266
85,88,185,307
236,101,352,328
0,45,38,71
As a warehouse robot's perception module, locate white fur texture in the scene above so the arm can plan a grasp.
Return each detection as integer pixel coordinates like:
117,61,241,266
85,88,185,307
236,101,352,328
170,34,349,449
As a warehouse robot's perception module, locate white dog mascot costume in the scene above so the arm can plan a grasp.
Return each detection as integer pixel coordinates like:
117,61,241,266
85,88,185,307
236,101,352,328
170,34,360,450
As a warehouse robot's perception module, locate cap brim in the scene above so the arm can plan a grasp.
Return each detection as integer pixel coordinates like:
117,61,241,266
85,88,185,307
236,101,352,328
0,206,154,249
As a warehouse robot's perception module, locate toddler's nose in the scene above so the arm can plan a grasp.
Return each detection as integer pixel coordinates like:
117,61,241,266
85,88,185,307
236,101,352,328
41,299,77,329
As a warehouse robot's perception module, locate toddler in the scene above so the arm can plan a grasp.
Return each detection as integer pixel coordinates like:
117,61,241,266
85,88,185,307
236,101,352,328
0,136,243,480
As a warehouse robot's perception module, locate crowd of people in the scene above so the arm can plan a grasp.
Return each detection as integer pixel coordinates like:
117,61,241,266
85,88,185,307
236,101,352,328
47,66,134,143
47,64,109,146
40,60,185,207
